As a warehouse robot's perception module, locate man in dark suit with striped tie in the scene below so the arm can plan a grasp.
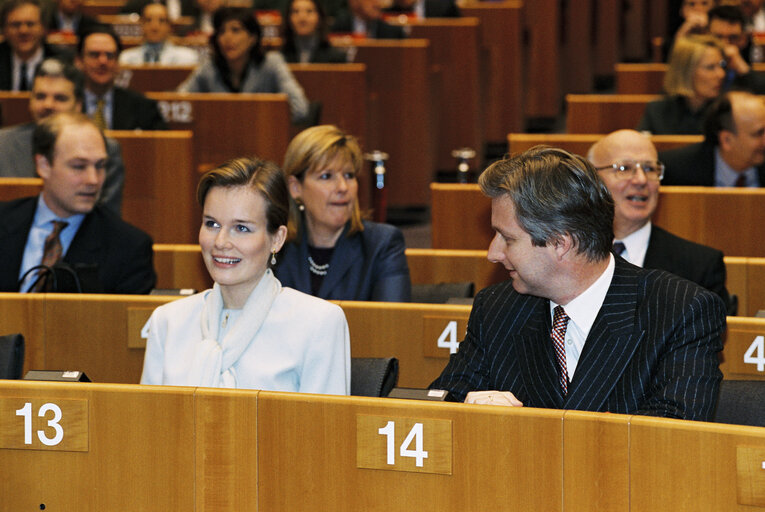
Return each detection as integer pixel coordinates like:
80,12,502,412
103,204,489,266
430,146,725,421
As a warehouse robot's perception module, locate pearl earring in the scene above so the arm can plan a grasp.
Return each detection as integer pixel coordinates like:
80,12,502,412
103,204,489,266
271,251,277,265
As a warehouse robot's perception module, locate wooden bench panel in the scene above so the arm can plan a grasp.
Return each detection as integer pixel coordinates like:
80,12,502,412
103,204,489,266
566,94,660,134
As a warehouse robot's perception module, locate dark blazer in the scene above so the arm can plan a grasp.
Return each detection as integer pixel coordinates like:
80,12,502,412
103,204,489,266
47,11,100,36
0,41,71,91
644,225,732,312
274,220,411,301
636,95,710,135
90,87,167,131
659,141,765,186
331,13,407,39
384,0,460,18
430,257,725,421
0,197,156,293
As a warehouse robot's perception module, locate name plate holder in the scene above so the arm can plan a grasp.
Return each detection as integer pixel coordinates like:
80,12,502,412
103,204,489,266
356,414,452,475
0,398,88,452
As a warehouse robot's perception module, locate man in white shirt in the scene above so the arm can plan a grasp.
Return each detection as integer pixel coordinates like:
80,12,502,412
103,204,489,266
430,146,725,421
119,3,199,65
588,129,733,313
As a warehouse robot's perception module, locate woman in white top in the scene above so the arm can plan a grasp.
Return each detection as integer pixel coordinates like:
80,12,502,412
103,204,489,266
141,157,350,393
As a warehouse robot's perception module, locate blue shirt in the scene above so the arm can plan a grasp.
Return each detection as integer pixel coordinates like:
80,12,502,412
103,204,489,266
714,148,760,187
18,195,86,292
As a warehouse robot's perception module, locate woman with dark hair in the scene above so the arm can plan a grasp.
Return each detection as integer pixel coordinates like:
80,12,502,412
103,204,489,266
141,156,350,393
178,7,310,122
274,125,411,302
281,0,346,63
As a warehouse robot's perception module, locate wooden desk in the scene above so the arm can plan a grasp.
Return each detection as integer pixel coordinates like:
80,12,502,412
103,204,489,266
431,183,765,258
0,91,30,127
287,63,367,142
337,40,435,207
616,62,765,94
109,130,197,244
145,92,291,169
524,0,560,120
116,65,196,93
0,178,42,201
566,94,660,133
507,133,703,157
460,1,524,138
402,19,482,171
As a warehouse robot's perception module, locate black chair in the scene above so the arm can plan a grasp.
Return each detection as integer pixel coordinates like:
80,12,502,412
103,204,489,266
0,333,25,379
351,357,399,397
712,380,765,427
411,282,475,304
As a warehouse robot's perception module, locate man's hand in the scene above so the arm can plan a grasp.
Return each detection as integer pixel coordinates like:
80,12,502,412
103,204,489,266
464,390,524,407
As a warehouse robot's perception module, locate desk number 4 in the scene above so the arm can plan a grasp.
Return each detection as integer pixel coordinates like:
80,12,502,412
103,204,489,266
744,336,765,372
437,321,459,354
378,421,429,467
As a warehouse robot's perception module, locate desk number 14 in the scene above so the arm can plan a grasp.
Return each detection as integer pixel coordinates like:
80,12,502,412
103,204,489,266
378,421,428,467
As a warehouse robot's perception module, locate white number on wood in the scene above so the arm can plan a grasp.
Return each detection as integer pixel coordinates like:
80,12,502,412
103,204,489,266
744,336,765,372
378,421,429,467
15,402,64,446
437,321,459,354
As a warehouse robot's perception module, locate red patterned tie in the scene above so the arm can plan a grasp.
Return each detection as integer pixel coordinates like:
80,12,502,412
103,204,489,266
31,220,68,292
551,305,570,395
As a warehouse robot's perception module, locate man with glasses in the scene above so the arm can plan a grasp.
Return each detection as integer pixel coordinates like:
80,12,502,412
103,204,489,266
76,26,167,130
589,129,733,313
660,91,765,187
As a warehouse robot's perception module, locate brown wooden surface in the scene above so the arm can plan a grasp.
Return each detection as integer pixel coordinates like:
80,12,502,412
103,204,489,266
721,317,765,381
630,416,765,510
524,0,560,119
0,178,43,201
623,0,648,62
81,0,123,16
109,130,197,243
257,391,564,510
562,0,594,94
145,92,291,169
616,63,765,94
0,91,31,127
288,63,367,142
566,94,660,133
116,65,195,93
0,294,45,372
432,183,765,257
153,244,211,291
0,381,196,511
594,0,621,79
507,133,703,157
405,19,482,171
460,1,524,138
339,40,435,207
563,411,630,512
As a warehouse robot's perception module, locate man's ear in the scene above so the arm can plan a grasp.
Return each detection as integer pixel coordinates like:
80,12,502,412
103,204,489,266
35,154,51,180
552,233,574,260
719,130,735,151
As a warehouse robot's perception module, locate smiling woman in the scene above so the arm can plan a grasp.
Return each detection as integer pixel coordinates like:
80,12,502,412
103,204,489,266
178,6,310,123
140,156,351,393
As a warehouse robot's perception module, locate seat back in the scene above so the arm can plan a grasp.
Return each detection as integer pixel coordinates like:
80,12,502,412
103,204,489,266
351,357,399,397
0,333,24,379
713,380,765,427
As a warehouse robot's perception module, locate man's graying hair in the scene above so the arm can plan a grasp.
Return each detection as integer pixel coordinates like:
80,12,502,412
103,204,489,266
479,146,615,262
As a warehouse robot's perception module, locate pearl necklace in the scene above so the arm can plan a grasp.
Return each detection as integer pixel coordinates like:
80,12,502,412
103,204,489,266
308,256,329,276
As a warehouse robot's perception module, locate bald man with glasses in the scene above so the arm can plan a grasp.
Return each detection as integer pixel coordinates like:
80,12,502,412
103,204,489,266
589,129,734,314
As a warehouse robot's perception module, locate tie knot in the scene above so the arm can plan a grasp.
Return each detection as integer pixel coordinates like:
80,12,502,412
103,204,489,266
51,220,68,235
553,305,569,325
613,241,626,257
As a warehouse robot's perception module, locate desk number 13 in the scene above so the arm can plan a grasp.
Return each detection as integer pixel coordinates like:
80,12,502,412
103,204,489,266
16,402,64,446
378,421,428,467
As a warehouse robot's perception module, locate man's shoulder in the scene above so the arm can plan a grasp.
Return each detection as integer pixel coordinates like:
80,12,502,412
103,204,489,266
650,225,723,260
85,206,152,243
0,196,36,213
0,123,32,142
114,86,157,105
658,141,708,161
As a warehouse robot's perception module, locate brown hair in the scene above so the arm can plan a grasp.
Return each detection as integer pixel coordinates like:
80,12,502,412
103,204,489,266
197,156,289,235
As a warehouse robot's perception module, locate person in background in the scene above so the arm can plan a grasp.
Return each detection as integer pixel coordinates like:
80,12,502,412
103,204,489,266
0,58,124,214
331,0,406,39
275,125,411,302
77,25,168,130
178,7,310,123
588,129,733,313
281,0,346,63
0,0,69,91
383,0,459,19
119,3,199,65
46,0,99,36
638,35,726,134
141,156,350,393
0,112,155,293
674,0,715,40
660,90,765,187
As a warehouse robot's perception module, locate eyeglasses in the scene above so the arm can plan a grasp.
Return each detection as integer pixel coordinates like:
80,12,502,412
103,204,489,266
595,160,665,181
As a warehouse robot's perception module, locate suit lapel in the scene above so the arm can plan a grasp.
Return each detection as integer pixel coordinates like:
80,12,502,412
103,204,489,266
64,211,102,263
0,198,37,289
564,259,644,411
516,301,565,409
319,227,360,298
642,225,665,269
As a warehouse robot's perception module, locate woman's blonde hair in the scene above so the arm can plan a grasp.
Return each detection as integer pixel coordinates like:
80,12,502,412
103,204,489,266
282,125,365,240
664,35,725,97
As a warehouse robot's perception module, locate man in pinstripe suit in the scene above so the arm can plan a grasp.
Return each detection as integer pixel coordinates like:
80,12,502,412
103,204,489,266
430,146,726,421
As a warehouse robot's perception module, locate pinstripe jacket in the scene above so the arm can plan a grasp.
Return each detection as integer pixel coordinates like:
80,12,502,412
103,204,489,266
430,257,726,421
